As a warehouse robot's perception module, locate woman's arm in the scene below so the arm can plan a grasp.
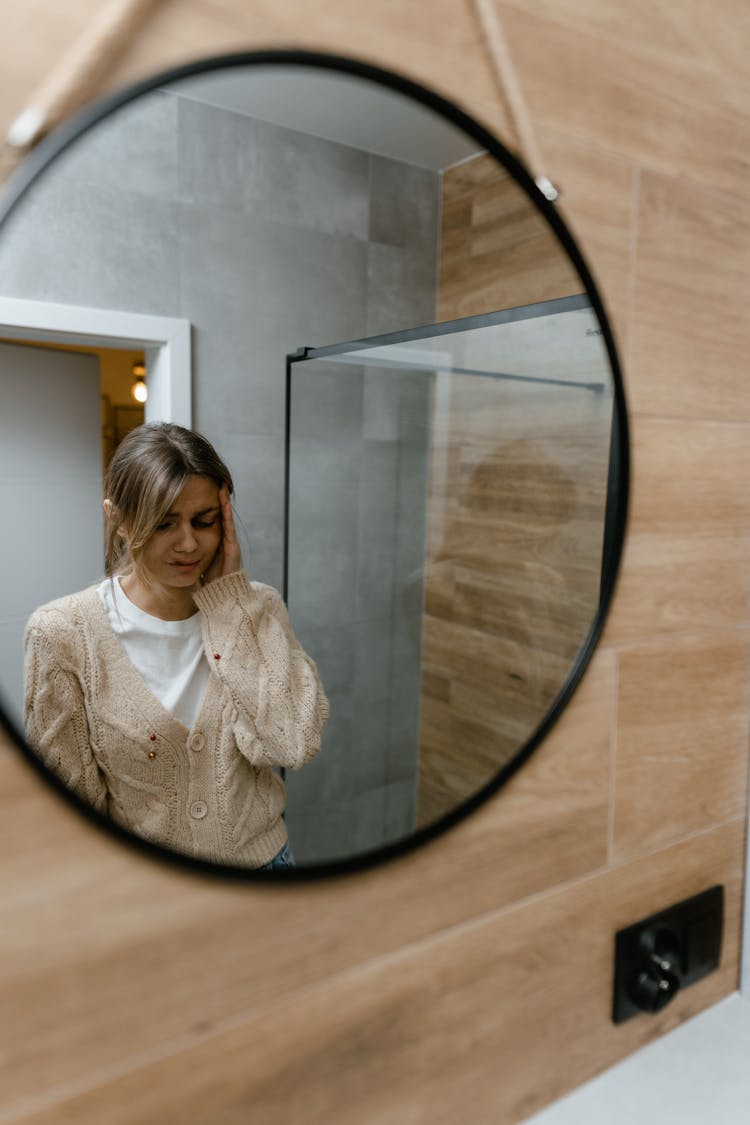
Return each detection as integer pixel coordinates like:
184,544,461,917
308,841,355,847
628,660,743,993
193,571,329,771
24,616,109,813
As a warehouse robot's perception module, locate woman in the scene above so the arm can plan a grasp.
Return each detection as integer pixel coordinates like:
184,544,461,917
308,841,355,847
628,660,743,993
23,422,329,870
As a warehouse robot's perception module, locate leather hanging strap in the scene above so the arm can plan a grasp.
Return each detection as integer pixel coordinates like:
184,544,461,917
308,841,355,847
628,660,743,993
470,0,559,200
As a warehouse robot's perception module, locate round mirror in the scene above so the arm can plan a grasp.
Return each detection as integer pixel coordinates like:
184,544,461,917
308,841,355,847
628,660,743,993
0,50,628,877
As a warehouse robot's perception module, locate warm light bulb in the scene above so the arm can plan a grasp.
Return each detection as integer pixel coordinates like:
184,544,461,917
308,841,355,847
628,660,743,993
132,377,148,403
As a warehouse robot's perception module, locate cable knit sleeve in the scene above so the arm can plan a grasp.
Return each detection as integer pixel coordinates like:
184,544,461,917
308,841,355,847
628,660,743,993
193,570,329,770
23,611,109,814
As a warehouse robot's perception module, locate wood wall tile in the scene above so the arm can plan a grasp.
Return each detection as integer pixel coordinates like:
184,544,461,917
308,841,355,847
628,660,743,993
614,632,750,860
622,418,750,537
460,645,614,890
0,646,612,1114
0,1,101,133
500,0,750,121
425,171,614,821
604,416,750,644
497,0,750,201
10,820,743,1125
537,128,637,352
436,154,580,320
607,533,750,648
628,171,750,421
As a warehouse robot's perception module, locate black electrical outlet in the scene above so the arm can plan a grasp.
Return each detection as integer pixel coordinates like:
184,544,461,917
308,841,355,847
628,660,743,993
612,885,723,1024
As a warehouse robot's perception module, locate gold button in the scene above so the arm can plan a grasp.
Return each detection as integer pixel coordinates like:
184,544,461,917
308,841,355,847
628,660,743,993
148,750,156,760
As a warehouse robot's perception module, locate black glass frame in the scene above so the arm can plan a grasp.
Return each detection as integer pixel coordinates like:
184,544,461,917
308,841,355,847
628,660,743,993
0,48,630,882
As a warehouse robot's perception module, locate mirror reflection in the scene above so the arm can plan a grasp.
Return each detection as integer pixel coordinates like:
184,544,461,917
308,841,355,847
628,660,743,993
24,423,328,870
0,59,622,870
286,301,613,861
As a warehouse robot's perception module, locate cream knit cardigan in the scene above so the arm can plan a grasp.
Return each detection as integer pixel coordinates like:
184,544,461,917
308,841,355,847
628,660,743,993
23,569,329,868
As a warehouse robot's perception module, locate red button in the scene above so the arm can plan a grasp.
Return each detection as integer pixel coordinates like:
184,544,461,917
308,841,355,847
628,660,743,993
213,653,221,660
149,733,157,741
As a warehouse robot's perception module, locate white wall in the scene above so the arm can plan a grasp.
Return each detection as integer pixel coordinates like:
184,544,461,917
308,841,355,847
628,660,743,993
0,341,103,728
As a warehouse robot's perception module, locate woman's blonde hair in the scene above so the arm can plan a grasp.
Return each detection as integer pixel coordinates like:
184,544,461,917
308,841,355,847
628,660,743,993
104,422,234,576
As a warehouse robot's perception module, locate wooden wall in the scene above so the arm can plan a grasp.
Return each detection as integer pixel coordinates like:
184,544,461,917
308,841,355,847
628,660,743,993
436,154,581,317
1,2,749,1122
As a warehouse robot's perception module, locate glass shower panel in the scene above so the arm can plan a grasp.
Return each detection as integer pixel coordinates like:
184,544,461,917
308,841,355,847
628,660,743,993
285,295,614,864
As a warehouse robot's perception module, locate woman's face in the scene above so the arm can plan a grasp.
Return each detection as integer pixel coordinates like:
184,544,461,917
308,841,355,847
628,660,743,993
138,475,223,588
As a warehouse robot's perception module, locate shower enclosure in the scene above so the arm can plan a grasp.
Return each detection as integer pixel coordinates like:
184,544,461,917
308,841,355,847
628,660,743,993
283,295,615,865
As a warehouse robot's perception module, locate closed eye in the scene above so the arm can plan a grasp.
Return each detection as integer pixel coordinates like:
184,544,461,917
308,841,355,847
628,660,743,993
155,510,219,532
156,521,215,531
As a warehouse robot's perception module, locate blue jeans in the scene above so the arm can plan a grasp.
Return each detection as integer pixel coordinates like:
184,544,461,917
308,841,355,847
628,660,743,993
260,841,295,871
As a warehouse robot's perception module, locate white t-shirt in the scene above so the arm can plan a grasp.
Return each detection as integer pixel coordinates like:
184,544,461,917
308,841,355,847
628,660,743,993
97,576,210,730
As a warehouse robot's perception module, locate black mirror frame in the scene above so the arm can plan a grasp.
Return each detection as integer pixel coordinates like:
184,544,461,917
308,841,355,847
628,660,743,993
0,47,630,882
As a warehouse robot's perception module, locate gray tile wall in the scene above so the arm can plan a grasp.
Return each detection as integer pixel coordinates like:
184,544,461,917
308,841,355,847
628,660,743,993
285,362,433,862
0,88,440,864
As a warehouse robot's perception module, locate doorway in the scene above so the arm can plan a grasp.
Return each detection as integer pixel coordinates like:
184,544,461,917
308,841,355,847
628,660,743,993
0,298,192,732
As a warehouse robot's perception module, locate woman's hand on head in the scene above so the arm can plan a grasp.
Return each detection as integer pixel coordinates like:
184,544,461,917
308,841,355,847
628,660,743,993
201,485,242,584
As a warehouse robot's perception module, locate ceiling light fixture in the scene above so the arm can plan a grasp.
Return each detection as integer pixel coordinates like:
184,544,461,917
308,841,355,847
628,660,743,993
131,360,147,403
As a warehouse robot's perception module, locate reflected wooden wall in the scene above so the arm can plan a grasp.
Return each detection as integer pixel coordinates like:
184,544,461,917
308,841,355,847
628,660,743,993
416,386,612,827
1,2,749,1123
437,154,581,318
417,156,612,826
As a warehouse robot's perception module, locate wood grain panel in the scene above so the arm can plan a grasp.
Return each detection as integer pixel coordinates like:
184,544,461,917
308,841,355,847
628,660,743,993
500,0,750,122
607,533,750,650
606,417,750,538
417,398,611,824
0,1,103,128
0,2,748,1123
614,631,750,861
421,157,612,824
496,0,750,201
0,645,613,1116
604,417,750,644
9,819,743,1125
437,154,581,321
628,170,750,421
536,127,637,353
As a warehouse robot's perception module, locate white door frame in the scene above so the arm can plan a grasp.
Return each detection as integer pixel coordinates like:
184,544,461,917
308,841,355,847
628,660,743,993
0,296,192,426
